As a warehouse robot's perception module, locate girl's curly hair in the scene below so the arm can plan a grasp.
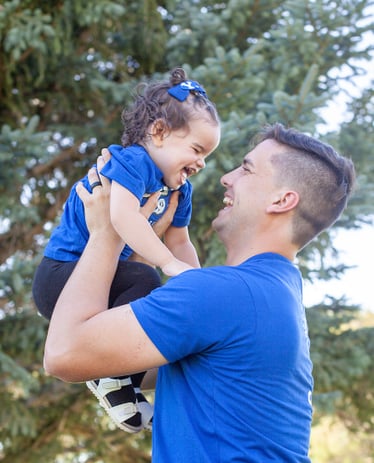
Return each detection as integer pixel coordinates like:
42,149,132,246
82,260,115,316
121,67,219,146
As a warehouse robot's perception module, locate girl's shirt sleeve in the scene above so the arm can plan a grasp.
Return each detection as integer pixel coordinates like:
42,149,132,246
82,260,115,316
100,144,163,200
102,144,193,228
170,181,193,228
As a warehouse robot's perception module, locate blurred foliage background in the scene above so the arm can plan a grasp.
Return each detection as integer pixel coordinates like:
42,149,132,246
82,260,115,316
0,0,373,461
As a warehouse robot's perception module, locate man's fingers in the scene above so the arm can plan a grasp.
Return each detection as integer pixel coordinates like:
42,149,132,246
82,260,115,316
153,191,179,237
96,154,106,172
160,191,179,222
87,166,102,191
141,192,161,219
100,148,111,163
94,148,112,189
168,190,179,209
76,181,91,203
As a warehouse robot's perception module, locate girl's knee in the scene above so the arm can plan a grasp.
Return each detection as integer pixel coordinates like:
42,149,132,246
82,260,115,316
136,263,162,291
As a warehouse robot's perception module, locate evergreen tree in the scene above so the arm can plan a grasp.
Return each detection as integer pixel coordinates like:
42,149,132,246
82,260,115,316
0,0,373,461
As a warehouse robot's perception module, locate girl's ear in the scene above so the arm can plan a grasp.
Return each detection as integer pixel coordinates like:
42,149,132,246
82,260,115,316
266,190,299,213
150,119,169,147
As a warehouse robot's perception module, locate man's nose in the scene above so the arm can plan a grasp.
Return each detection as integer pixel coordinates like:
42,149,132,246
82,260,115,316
221,168,236,186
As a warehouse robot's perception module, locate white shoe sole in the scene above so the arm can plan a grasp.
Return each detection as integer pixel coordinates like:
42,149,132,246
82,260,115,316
86,380,143,433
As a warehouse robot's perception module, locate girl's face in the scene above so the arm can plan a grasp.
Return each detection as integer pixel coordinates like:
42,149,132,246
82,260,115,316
148,118,220,189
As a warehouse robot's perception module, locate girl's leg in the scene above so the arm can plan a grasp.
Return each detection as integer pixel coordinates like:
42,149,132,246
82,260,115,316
110,259,162,389
33,257,160,432
109,260,162,307
87,260,161,432
32,257,78,320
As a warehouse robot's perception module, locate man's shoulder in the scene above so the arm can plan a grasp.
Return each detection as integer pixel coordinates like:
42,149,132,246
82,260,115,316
171,265,247,291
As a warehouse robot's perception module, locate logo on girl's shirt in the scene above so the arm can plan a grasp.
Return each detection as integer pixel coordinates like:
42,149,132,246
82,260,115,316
154,197,166,215
143,186,169,216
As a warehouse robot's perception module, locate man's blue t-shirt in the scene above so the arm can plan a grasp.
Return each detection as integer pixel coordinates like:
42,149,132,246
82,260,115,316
44,144,193,261
131,253,313,462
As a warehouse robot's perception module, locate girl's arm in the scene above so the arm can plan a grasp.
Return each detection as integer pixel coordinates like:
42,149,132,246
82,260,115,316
164,225,200,268
129,190,179,265
110,180,193,276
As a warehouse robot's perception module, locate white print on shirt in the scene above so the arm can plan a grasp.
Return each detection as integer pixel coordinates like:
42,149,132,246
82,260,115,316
154,197,166,215
143,186,170,216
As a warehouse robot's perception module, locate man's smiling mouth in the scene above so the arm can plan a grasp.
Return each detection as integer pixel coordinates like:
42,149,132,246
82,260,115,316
223,196,233,207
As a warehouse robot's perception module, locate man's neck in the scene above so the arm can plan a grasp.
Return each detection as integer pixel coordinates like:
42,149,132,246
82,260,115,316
225,245,297,266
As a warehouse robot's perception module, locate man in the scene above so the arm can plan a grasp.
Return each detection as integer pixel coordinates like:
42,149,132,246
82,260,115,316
44,123,355,462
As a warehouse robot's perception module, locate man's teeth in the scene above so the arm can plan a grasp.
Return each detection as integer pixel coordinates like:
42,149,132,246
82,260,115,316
223,197,233,206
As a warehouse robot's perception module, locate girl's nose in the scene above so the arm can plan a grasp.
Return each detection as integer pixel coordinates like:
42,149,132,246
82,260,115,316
196,158,206,169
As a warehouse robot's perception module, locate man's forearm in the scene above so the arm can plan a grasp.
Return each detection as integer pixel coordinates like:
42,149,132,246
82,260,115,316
43,227,123,370
43,169,124,375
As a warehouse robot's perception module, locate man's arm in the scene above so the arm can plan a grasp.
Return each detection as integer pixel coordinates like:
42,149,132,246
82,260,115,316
43,155,168,382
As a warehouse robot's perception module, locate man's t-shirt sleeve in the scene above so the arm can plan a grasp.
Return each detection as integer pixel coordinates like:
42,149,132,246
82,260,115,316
130,267,245,363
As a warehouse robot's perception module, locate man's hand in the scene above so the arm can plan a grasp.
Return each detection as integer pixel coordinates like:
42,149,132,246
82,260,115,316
77,149,179,248
76,154,120,243
152,190,179,239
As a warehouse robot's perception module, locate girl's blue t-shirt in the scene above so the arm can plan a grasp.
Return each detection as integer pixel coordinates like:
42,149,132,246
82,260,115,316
44,144,193,261
131,253,313,463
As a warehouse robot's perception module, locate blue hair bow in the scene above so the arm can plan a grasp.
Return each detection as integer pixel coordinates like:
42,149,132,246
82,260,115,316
168,80,207,101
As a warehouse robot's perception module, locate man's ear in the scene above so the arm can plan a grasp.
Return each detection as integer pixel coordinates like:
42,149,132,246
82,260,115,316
266,190,299,213
150,119,169,147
